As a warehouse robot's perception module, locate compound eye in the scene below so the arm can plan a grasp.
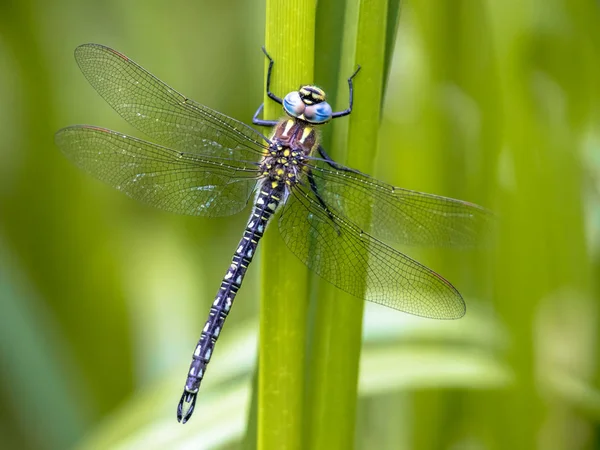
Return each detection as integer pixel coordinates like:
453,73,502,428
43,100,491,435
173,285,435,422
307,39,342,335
283,91,305,117
303,101,332,124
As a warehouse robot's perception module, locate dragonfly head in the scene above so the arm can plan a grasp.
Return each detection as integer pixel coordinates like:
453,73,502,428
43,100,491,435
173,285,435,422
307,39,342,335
283,85,332,124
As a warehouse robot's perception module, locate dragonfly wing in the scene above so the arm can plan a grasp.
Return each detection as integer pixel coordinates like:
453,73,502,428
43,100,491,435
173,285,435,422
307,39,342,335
56,126,257,217
73,44,268,160
308,159,494,248
278,183,465,319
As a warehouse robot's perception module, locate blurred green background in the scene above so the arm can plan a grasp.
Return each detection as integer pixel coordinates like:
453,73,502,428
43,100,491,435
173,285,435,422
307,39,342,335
0,0,598,449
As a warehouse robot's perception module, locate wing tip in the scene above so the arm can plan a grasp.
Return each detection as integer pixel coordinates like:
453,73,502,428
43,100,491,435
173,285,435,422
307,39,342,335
74,43,130,66
447,301,467,320
74,43,100,57
408,295,466,320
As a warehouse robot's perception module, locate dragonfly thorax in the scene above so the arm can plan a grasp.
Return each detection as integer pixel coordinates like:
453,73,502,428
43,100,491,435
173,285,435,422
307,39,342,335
260,144,303,188
260,119,318,188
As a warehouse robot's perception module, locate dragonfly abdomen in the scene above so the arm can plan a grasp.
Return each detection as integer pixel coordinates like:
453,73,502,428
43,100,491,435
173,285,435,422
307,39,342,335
177,180,284,423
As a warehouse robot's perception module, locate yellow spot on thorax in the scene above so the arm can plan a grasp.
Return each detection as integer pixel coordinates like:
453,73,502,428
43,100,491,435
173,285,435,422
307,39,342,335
282,120,294,137
299,126,313,144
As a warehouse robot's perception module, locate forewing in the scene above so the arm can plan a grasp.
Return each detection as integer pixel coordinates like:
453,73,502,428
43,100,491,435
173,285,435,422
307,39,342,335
74,43,269,160
56,126,257,217
278,185,466,319
308,160,494,248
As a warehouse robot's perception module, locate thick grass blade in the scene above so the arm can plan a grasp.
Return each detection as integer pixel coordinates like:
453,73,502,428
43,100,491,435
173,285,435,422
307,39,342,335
305,0,393,448
259,1,316,449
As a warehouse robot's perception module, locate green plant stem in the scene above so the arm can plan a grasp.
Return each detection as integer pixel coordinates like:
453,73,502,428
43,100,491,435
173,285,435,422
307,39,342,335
258,1,316,449
305,0,390,449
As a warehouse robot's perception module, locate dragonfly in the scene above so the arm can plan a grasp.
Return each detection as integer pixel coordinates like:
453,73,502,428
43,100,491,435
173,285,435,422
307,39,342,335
55,44,492,424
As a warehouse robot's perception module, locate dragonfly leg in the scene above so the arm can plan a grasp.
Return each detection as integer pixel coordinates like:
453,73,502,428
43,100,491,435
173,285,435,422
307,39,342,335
261,46,283,104
331,65,361,119
307,170,341,235
252,103,278,127
317,145,362,175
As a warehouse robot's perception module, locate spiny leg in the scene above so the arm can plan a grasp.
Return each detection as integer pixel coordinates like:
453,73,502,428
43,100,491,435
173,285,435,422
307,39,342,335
252,103,278,127
306,170,340,235
331,65,361,119
261,46,282,105
317,145,362,175
252,47,283,127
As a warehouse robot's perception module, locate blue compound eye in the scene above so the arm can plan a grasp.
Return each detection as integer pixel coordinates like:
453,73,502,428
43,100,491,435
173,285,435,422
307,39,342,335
283,91,305,118
303,101,332,124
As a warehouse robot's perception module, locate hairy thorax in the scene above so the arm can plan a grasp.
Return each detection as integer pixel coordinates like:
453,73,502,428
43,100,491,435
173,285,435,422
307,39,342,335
259,119,319,189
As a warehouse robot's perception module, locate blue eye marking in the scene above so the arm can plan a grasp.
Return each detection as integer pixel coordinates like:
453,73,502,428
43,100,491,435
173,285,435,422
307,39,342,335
283,91,305,117
304,102,332,124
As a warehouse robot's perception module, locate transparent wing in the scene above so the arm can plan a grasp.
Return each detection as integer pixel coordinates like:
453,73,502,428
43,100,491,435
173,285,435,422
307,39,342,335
278,184,465,319
74,43,269,159
55,126,258,217
308,159,494,248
